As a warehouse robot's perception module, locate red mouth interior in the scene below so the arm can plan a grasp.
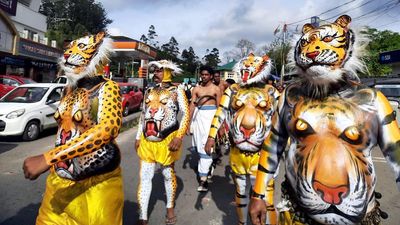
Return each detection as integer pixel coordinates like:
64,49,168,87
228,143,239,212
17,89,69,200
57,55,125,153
242,70,250,82
146,121,158,136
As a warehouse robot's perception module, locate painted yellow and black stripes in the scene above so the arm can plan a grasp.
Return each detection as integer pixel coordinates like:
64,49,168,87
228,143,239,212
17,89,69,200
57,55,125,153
44,80,122,165
375,91,400,183
208,86,233,139
175,85,190,139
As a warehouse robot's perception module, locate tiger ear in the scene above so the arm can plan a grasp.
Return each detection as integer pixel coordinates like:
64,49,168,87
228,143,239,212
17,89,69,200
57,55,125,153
335,15,351,29
95,31,106,41
248,52,255,57
302,23,314,34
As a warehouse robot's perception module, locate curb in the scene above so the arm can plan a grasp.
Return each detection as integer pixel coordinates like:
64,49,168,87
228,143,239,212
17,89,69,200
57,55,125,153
122,111,141,128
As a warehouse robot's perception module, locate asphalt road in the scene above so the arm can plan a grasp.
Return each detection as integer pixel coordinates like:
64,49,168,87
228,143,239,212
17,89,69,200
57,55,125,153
0,117,399,225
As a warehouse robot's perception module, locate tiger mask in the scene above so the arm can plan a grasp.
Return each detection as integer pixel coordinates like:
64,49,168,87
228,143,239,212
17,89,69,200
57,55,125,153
233,53,272,86
292,15,367,87
230,85,276,152
59,31,113,86
286,93,377,223
143,87,179,141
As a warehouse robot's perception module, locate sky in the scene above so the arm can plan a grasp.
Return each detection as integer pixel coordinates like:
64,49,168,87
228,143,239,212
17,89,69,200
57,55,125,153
97,0,400,63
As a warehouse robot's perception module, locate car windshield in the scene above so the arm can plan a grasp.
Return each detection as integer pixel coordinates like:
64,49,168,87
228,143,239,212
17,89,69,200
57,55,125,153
22,78,36,84
376,86,400,98
120,86,131,94
0,87,49,103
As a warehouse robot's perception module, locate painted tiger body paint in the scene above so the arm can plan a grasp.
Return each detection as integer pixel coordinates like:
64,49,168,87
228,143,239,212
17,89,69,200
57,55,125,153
208,53,280,224
252,15,400,225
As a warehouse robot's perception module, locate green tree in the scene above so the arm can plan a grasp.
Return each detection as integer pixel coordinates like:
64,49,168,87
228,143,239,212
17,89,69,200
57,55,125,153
40,0,112,48
140,34,148,44
362,27,400,76
202,48,221,68
147,25,159,48
257,37,291,76
181,46,200,74
159,36,180,60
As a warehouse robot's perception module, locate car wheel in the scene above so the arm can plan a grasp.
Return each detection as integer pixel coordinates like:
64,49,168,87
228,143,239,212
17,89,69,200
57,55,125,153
22,121,40,141
122,105,129,117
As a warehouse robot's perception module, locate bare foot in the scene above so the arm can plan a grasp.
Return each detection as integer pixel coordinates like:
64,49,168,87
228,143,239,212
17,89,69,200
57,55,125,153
166,207,177,225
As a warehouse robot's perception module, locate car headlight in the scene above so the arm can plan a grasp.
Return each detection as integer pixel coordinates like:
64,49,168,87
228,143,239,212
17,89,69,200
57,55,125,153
6,109,25,119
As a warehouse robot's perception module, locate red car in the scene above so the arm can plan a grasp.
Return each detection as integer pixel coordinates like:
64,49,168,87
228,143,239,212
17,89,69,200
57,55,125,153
118,82,143,116
0,75,36,98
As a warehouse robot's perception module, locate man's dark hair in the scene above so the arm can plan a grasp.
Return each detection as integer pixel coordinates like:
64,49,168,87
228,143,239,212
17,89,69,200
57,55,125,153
199,65,214,75
226,79,236,85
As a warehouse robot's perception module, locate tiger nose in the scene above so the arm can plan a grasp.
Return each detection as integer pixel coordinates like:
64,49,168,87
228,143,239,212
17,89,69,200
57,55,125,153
149,108,158,117
313,181,349,205
240,126,255,139
64,54,70,60
306,51,320,60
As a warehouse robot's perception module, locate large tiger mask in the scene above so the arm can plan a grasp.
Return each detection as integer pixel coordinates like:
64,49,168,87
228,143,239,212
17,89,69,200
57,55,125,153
59,31,113,86
233,53,272,85
143,87,179,141
230,85,276,152
285,90,377,224
292,15,367,86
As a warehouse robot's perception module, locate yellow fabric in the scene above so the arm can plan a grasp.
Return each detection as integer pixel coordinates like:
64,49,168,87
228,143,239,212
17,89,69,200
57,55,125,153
137,131,181,165
229,146,260,175
278,210,306,225
36,168,123,225
162,69,172,82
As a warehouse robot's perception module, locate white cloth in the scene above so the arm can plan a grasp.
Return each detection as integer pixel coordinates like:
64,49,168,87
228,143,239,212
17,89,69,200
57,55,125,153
191,106,217,178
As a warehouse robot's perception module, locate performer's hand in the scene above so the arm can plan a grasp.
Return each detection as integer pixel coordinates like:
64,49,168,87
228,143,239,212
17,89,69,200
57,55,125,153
23,155,50,180
135,139,141,152
249,198,267,225
168,137,182,152
204,138,215,156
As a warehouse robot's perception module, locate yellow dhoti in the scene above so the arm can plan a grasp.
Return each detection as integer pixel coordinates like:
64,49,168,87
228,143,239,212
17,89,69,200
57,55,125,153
36,167,123,225
137,131,181,165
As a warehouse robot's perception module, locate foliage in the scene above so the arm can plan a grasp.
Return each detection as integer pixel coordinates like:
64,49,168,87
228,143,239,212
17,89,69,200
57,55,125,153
40,0,112,48
362,27,400,77
236,39,255,58
158,37,180,60
257,36,291,76
181,46,200,75
202,48,221,68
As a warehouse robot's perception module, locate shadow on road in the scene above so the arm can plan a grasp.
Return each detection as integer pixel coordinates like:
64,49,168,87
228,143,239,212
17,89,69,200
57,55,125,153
123,200,139,225
209,165,237,225
0,203,40,225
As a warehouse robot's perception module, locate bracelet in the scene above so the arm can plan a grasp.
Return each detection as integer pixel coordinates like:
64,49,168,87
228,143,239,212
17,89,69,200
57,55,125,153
251,191,265,200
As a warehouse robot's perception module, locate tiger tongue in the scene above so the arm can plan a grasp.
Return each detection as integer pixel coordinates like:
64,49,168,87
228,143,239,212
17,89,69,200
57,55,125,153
242,71,249,82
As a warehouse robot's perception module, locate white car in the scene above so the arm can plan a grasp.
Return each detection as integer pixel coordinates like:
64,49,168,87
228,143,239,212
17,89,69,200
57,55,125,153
0,83,65,141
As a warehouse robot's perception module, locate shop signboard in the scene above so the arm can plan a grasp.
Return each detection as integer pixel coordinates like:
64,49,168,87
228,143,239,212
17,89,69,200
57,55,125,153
18,38,62,63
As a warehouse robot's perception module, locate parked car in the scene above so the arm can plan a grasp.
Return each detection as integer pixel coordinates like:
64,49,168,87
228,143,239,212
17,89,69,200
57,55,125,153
118,82,143,116
0,75,36,98
374,83,400,125
0,83,65,141
52,75,68,84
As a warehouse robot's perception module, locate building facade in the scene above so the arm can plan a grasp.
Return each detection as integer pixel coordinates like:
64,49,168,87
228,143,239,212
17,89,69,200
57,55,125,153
0,0,62,82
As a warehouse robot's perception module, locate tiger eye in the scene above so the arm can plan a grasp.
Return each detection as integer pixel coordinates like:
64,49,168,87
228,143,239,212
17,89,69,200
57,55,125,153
323,36,334,42
235,100,243,107
145,99,150,104
160,98,168,104
344,126,359,141
259,100,267,108
296,119,308,131
73,110,83,122
54,110,60,120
